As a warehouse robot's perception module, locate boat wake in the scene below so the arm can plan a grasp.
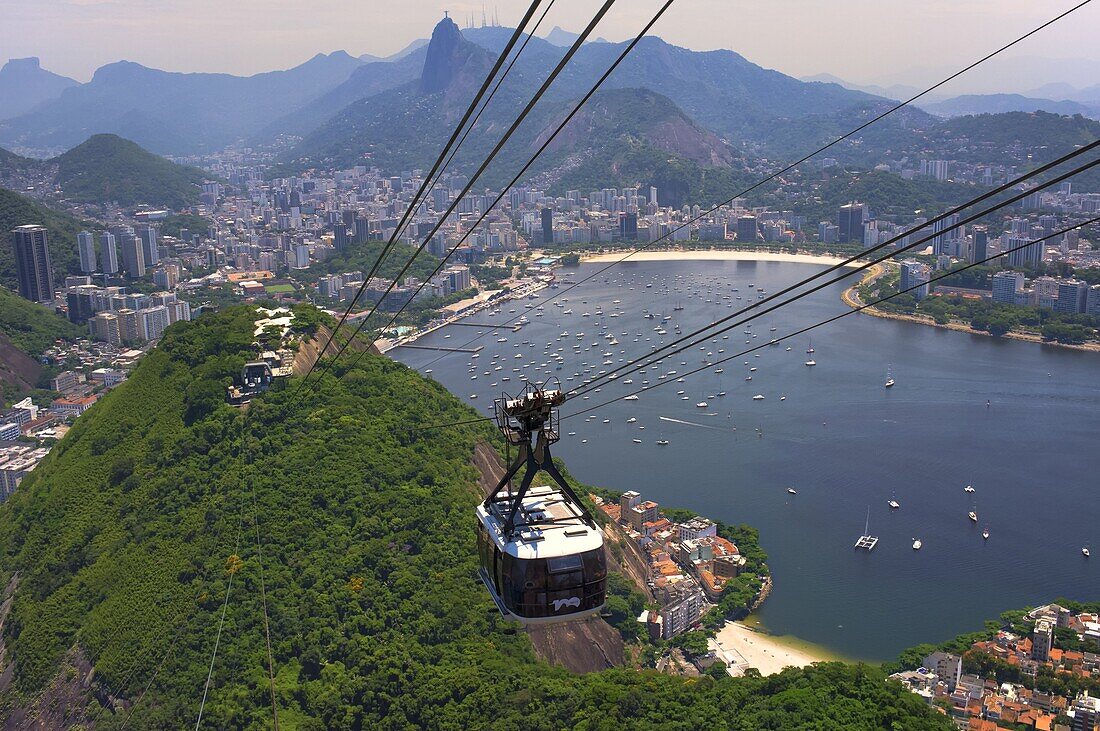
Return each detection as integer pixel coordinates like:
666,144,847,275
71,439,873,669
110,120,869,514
659,416,734,432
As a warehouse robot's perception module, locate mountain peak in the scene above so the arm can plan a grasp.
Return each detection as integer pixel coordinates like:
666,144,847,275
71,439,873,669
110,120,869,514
3,57,43,72
0,56,79,122
420,15,464,93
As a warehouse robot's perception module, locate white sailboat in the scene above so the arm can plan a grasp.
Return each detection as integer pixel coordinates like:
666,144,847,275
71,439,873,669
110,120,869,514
885,364,895,388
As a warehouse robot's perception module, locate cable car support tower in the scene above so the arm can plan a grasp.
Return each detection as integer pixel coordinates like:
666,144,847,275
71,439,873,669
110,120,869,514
485,381,597,537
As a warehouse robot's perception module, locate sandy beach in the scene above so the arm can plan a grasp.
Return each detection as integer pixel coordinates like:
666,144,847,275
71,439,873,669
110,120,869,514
709,621,834,677
581,249,861,267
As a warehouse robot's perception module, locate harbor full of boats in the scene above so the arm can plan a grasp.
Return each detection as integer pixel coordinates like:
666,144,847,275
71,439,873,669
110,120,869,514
393,259,1099,662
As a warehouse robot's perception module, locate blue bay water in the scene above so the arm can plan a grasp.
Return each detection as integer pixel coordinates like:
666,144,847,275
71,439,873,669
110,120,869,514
393,259,1100,661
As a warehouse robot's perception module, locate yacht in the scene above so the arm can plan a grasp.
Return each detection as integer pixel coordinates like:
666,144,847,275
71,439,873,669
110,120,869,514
1083,547,1091,557
912,539,922,550
888,500,900,509
964,484,975,493
696,401,709,408
982,528,990,540
805,359,816,367
968,511,978,522
787,488,797,495
656,440,670,446
753,394,765,400
626,417,637,424
624,394,640,401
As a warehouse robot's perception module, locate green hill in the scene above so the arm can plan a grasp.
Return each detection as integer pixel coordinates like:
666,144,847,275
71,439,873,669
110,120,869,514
0,306,952,729
0,146,34,172
0,187,83,289
0,285,80,399
51,134,207,209
0,285,82,357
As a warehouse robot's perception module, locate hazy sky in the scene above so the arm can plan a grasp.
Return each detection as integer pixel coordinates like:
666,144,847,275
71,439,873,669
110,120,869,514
4,0,1098,88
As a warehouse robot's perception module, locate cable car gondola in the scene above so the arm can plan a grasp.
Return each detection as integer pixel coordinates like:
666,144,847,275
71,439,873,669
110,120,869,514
477,382,606,624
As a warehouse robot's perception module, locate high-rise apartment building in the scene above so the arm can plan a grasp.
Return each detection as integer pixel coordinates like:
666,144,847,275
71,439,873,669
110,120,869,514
619,212,638,242
736,214,759,243
1005,235,1044,268
541,207,553,245
970,226,988,264
992,271,1024,304
77,231,97,273
837,203,865,243
898,260,931,300
120,234,146,278
88,312,121,345
11,225,54,303
135,225,159,267
99,232,119,274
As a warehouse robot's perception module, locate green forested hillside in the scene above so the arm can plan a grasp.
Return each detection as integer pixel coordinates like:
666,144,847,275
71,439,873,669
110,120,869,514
0,146,34,171
789,169,982,224
0,285,82,356
52,134,207,209
0,306,952,729
0,187,83,288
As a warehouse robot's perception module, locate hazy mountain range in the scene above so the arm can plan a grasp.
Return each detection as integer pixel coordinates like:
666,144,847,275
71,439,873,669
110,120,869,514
0,18,893,160
1,17,1098,197
802,62,1100,120
0,57,79,120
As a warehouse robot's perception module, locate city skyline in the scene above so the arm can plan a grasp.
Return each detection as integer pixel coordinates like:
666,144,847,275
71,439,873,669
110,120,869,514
3,0,1099,93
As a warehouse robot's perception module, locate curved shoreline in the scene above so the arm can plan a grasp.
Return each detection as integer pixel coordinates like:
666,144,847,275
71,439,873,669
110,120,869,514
710,618,847,677
842,266,1100,354
576,249,1100,354
580,249,862,267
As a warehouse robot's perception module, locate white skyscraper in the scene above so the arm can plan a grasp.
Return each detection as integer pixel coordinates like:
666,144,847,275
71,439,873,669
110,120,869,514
77,231,97,273
99,232,119,274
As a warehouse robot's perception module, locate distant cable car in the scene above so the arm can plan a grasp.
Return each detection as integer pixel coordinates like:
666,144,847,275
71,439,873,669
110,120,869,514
477,382,606,623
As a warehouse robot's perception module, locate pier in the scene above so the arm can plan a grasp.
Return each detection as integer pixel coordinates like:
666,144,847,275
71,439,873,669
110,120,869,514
396,344,484,354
